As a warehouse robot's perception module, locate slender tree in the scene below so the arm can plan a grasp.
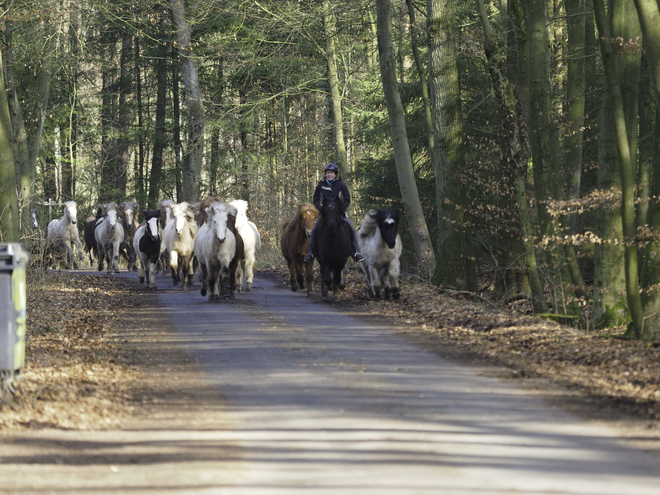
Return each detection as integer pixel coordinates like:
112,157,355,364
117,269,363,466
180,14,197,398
375,0,436,276
171,0,204,202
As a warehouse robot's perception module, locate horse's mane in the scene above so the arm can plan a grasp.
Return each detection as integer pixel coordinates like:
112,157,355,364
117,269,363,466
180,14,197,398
284,203,316,234
99,202,118,216
358,210,379,240
120,200,139,213
198,196,220,225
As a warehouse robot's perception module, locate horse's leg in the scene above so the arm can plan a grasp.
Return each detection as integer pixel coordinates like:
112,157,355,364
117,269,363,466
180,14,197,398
199,262,209,297
113,240,121,273
294,255,305,290
106,245,114,275
320,263,330,297
148,251,160,289
97,245,105,272
245,255,254,292
138,252,146,284
170,250,179,286
287,258,299,291
181,254,190,290
220,265,233,299
234,261,243,293
369,265,382,298
303,261,314,296
74,238,83,269
63,241,73,270
389,258,401,300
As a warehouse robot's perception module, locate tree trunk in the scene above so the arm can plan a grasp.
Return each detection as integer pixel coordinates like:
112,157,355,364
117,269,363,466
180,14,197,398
375,0,436,276
475,0,546,313
592,0,642,328
593,0,644,338
0,51,19,242
322,0,349,172
427,0,477,290
405,0,434,163
631,0,660,340
148,32,168,208
171,0,204,202
4,16,31,234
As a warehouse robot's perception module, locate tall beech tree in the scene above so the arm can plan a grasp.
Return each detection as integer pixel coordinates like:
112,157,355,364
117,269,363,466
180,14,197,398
375,0,436,276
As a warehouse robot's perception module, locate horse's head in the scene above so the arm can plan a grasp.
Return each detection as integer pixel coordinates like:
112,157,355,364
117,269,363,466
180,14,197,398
144,209,160,241
171,202,191,236
121,201,137,227
207,203,229,243
64,201,78,225
229,199,249,228
298,204,318,237
376,208,400,249
321,200,345,234
31,209,39,229
106,209,118,229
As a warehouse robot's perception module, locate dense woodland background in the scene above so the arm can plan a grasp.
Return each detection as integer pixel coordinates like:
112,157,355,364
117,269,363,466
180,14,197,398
2,0,660,340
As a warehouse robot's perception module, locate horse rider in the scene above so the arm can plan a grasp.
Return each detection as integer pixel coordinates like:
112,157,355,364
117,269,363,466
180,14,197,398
303,162,365,263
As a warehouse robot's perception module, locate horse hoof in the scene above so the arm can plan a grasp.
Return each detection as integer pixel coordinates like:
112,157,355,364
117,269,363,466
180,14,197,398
245,288,251,292
139,277,145,284
201,289,207,297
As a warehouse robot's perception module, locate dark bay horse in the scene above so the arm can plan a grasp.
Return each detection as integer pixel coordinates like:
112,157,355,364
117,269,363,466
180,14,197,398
280,203,318,295
315,200,352,297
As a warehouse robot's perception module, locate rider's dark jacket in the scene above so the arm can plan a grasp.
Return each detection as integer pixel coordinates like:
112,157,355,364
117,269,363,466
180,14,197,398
313,177,350,214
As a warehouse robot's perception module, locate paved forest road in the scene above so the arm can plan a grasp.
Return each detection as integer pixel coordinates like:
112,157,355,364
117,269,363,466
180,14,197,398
2,272,660,494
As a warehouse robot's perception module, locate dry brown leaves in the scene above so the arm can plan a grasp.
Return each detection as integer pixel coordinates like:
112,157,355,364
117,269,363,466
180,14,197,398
0,271,142,432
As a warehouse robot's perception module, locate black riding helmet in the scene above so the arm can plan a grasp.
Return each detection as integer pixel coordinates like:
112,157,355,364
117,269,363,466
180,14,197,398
324,163,339,174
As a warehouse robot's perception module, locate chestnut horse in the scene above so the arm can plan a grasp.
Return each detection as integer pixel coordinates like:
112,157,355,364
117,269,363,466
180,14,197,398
280,203,318,295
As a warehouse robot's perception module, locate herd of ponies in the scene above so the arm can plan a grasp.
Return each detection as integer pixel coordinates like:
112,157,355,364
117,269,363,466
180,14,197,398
39,198,403,300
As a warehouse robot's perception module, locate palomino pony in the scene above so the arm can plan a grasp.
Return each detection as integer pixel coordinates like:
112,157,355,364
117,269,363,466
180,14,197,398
194,201,236,300
134,209,161,290
119,200,140,272
280,203,318,294
47,200,84,269
162,202,197,289
357,208,402,299
94,203,125,274
229,199,261,292
315,200,352,297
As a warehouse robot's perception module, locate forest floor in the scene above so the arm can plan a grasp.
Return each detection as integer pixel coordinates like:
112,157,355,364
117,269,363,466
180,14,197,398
1,264,659,442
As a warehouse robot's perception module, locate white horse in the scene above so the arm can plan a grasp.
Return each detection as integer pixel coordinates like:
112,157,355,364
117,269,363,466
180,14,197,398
229,199,261,292
94,204,125,275
357,208,403,299
194,201,236,300
134,209,161,290
162,202,197,289
46,200,84,269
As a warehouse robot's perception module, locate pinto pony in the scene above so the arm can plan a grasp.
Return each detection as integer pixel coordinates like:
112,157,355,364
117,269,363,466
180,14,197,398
357,208,402,299
315,200,352,297
46,200,84,270
162,202,197,289
134,209,161,290
229,199,261,292
194,201,236,300
94,203,125,274
280,203,318,295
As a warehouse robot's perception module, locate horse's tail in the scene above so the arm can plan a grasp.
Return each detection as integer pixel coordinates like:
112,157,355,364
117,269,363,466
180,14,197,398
358,210,379,239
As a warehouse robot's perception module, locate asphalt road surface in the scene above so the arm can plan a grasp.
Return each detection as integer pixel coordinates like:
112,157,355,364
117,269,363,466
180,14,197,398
1,271,660,494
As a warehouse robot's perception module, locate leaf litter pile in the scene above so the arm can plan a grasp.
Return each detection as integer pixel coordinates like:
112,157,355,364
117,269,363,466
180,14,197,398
0,271,143,431
1,266,660,434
